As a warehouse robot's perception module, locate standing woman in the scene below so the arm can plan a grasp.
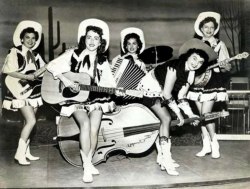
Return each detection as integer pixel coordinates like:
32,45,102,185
2,21,46,165
138,39,218,175
47,19,120,183
187,12,232,159
111,27,147,73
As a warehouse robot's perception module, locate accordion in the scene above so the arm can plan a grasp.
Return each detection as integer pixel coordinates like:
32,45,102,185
112,58,146,100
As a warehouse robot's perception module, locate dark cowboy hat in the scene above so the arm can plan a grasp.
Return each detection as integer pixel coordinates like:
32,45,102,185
178,38,217,62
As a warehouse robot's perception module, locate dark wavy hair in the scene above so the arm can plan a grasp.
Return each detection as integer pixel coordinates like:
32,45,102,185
194,16,219,39
179,48,209,73
78,25,107,54
20,27,39,41
123,33,143,55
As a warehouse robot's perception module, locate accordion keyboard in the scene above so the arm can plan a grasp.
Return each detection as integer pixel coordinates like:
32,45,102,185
112,58,146,100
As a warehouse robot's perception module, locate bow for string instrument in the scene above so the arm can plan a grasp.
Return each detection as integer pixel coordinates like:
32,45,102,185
55,103,229,167
194,52,249,87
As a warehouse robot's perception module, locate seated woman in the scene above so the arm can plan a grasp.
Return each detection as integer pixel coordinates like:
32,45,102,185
47,19,122,183
111,27,147,104
112,27,147,73
137,39,218,176
2,21,46,165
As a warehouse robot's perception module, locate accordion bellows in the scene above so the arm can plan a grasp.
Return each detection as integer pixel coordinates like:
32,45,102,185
112,58,146,100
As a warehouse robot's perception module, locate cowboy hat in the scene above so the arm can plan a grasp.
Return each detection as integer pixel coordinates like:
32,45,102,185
13,20,42,50
78,18,109,51
178,38,218,62
120,27,145,54
194,11,221,37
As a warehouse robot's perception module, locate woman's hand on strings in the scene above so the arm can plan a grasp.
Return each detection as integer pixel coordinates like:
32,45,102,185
115,88,126,96
219,59,232,71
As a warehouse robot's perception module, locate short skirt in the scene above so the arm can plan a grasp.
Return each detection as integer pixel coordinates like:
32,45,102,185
187,71,229,102
60,100,116,117
2,97,43,111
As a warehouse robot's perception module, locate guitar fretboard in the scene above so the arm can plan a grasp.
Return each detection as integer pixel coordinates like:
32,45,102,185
79,85,118,94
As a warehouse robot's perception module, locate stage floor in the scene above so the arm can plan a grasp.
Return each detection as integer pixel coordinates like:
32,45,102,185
1,139,250,188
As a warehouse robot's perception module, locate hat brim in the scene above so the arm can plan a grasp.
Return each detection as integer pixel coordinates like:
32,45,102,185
78,18,109,52
13,20,42,50
194,12,221,37
139,46,173,64
178,39,218,62
120,27,145,54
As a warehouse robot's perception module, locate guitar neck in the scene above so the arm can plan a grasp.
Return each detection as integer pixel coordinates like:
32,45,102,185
80,85,117,95
34,65,47,77
207,56,236,70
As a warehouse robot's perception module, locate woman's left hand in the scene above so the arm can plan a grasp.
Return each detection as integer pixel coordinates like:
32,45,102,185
115,88,126,96
219,59,232,71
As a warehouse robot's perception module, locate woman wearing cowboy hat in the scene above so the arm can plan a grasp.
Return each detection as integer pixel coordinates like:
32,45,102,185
111,27,147,105
187,12,231,159
137,39,218,176
2,20,46,166
47,18,122,183
111,27,147,73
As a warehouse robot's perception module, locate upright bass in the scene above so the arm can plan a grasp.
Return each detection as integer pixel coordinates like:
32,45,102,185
55,103,229,167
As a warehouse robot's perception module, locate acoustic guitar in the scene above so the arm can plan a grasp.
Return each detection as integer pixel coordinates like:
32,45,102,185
5,66,47,99
194,52,249,87
41,71,143,104
55,103,229,167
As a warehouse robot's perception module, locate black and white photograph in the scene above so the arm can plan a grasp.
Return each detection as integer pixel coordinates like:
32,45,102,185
0,0,250,188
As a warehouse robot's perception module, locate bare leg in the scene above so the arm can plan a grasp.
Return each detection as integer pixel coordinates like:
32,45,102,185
19,106,37,142
89,110,103,154
73,111,91,155
150,99,171,137
200,101,216,138
150,100,179,176
15,106,37,165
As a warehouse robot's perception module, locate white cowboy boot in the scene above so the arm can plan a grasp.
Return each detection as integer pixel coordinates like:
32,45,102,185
196,134,211,157
160,137,179,176
211,134,220,159
80,150,93,183
155,136,180,169
88,149,99,175
14,138,30,165
26,139,40,161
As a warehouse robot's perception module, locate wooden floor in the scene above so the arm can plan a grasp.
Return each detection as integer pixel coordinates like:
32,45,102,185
0,120,250,188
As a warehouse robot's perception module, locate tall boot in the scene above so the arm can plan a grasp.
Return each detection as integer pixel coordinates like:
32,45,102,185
14,138,30,165
155,136,179,168
87,149,99,175
211,134,220,159
196,134,211,157
160,137,179,176
26,139,40,161
80,150,93,183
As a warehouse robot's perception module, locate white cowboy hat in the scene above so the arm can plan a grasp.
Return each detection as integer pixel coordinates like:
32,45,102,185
194,11,221,37
78,18,109,51
178,38,218,62
120,27,145,54
13,20,42,50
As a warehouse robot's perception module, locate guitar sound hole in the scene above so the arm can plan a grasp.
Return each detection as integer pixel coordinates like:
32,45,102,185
62,87,79,98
